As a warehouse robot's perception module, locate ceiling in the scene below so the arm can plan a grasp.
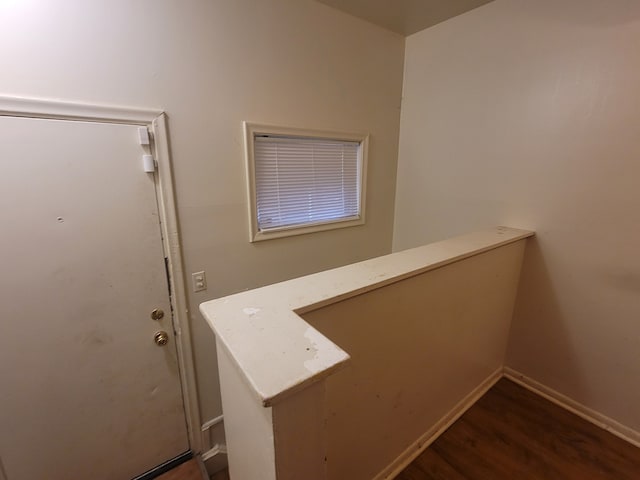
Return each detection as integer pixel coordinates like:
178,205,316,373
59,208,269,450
315,0,495,35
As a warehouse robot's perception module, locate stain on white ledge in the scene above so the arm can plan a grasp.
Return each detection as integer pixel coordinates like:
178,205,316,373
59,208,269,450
303,327,350,374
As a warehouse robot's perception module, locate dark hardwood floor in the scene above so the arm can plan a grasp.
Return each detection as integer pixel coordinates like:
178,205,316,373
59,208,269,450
156,459,206,480
396,378,640,480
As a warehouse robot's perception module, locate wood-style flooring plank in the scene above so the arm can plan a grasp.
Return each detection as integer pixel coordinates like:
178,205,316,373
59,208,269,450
395,462,438,480
462,393,597,478
396,378,640,480
156,459,204,480
412,448,467,480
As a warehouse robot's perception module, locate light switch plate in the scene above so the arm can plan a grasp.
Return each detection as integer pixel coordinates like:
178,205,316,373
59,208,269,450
192,271,207,292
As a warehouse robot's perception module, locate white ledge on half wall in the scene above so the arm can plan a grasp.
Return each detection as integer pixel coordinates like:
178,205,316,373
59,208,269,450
199,226,535,407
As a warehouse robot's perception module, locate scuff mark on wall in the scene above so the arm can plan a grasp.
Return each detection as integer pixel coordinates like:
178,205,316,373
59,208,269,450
243,307,261,316
600,268,640,294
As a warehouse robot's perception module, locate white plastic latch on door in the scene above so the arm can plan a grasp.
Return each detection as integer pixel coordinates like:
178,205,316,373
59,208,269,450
138,127,150,146
142,154,156,173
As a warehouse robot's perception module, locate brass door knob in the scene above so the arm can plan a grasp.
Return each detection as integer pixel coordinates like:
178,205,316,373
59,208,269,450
154,331,169,346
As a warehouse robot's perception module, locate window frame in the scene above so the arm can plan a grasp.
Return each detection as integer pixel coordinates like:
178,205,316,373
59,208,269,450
244,122,369,242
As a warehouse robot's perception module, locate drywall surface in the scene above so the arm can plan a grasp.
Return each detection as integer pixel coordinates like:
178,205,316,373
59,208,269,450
0,0,404,428
395,0,640,435
272,382,327,480
302,240,526,479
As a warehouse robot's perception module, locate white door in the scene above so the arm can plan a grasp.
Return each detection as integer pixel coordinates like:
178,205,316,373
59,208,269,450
0,115,189,480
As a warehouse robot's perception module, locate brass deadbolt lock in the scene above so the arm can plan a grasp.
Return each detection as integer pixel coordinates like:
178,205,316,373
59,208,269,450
151,308,165,321
154,331,169,346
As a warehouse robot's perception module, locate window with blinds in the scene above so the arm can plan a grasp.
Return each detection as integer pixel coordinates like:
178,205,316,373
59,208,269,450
245,123,367,241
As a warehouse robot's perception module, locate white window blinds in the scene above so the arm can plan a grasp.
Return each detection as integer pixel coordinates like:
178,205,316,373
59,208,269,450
254,135,361,231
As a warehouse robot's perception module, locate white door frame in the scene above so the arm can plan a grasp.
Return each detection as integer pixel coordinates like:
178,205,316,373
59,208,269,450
0,95,203,454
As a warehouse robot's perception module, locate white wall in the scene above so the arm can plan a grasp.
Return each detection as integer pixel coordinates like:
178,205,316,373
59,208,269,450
395,0,640,436
0,0,404,430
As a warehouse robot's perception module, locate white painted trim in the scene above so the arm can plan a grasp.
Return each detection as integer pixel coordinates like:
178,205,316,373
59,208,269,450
504,368,640,449
243,121,369,242
201,444,229,477
372,368,503,480
201,414,224,432
0,95,160,125
201,444,228,463
0,96,202,453
195,456,210,480
151,114,203,453
201,414,226,453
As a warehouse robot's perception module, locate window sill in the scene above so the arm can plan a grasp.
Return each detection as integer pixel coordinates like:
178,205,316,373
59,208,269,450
250,216,364,242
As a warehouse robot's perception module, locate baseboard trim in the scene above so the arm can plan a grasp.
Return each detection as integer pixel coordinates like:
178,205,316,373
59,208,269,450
503,367,640,449
201,414,224,433
201,444,228,462
202,444,229,477
201,415,226,456
195,455,210,480
372,367,503,480
374,367,640,480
